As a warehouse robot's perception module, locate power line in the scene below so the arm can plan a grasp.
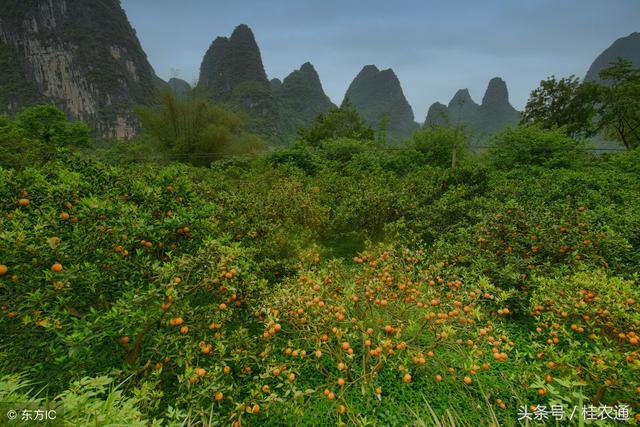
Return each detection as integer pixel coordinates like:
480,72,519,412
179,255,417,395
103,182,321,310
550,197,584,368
97,144,627,162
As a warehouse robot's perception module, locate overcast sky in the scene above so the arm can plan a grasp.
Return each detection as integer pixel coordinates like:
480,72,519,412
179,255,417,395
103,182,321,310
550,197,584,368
121,0,638,122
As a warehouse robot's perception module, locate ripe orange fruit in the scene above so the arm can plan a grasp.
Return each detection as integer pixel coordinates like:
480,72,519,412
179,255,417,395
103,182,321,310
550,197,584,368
51,263,63,273
375,387,382,395
288,372,295,381
215,391,223,401
403,373,412,383
252,404,260,414
337,378,345,386
435,374,443,382
315,350,322,358
272,368,280,376
337,362,346,371
180,326,189,334
274,323,282,332
224,366,232,374
537,388,546,396
261,385,270,393
18,198,29,207
219,303,227,310
327,392,335,400
195,368,206,376
0,264,8,276
463,376,473,385
119,336,130,345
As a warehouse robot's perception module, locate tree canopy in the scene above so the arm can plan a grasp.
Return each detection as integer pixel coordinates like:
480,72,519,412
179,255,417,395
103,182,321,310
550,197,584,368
522,59,640,150
297,100,374,147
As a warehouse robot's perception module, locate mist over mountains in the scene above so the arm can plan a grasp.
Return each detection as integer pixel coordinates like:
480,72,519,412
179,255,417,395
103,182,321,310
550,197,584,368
0,2,638,144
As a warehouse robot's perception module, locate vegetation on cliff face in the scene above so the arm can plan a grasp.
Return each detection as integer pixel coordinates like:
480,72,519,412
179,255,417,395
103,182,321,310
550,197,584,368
198,25,270,100
198,25,284,143
274,62,336,136
0,41,40,110
0,0,160,137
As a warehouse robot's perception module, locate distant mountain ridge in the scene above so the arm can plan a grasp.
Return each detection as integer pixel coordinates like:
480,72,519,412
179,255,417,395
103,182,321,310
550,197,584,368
424,78,520,141
1,5,634,146
585,32,640,82
198,25,337,143
198,25,270,101
343,65,418,142
274,62,336,133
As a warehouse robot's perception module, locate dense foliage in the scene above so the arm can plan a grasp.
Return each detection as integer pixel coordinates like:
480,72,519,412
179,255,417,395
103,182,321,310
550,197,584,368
0,105,90,170
522,60,640,150
0,103,639,426
134,91,265,165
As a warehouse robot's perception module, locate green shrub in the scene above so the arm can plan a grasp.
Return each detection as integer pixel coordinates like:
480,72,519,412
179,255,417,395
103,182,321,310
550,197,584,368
488,125,588,170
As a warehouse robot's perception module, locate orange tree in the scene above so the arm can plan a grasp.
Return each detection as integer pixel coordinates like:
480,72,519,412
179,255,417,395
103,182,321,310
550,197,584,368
238,246,525,426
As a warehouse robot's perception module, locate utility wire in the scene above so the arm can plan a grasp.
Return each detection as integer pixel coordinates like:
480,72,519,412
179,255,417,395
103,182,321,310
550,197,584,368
98,144,628,162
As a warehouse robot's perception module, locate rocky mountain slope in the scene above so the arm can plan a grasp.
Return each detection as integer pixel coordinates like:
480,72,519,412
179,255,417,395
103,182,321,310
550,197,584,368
424,78,520,141
198,24,281,139
0,0,161,138
274,62,335,131
585,32,640,82
343,65,418,142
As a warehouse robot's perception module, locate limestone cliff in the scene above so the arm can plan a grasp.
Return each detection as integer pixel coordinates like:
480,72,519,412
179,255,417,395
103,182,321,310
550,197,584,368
0,0,161,138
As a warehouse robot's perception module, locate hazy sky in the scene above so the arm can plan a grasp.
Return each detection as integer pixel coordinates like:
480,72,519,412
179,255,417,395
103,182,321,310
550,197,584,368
121,0,638,121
